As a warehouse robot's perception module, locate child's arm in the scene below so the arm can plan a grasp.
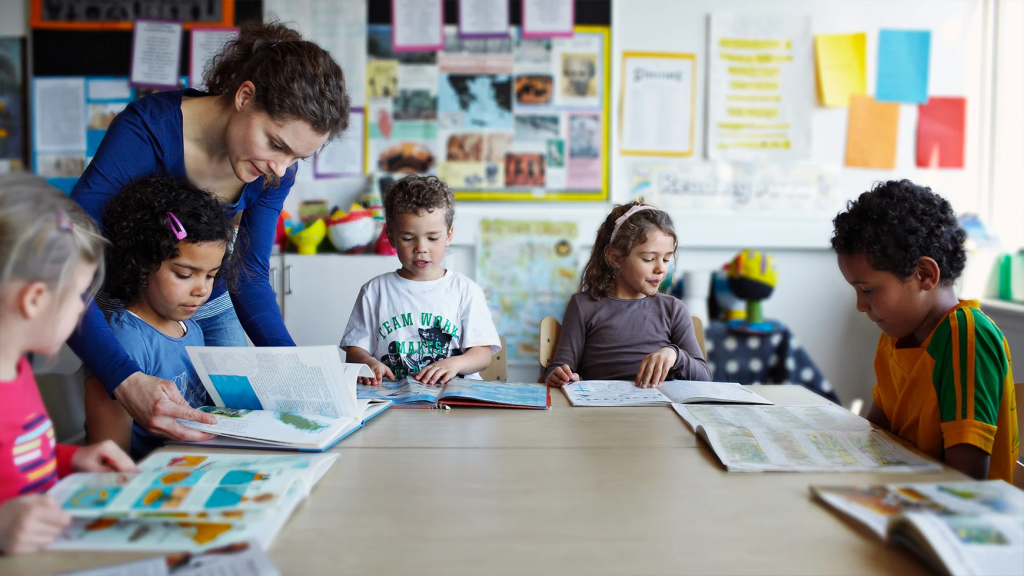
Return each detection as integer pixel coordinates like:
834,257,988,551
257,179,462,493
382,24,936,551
71,440,137,474
84,376,133,454
662,300,712,383
544,296,586,386
414,346,493,386
346,346,395,386
636,348,678,388
944,444,991,480
0,495,71,555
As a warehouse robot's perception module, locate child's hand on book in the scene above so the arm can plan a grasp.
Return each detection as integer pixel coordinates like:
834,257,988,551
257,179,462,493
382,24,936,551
545,364,579,387
636,347,677,388
0,494,71,555
360,359,396,386
413,358,460,386
71,440,139,473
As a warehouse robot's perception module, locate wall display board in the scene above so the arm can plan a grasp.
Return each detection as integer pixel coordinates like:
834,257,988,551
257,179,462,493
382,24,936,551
365,24,610,202
30,0,235,31
0,38,24,173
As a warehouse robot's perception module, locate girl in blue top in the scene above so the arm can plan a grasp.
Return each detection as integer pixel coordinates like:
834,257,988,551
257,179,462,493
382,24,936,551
84,175,241,460
69,21,351,442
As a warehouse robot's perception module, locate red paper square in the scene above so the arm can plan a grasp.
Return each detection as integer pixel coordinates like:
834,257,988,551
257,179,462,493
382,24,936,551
916,97,966,168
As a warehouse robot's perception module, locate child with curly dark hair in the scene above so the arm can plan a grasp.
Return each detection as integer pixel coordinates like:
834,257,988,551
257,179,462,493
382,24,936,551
340,176,500,386
544,200,711,388
833,179,1018,482
85,175,241,459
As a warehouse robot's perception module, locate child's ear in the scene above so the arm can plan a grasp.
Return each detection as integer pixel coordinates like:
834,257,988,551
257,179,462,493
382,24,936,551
18,281,50,320
914,256,942,290
604,245,621,270
445,226,453,247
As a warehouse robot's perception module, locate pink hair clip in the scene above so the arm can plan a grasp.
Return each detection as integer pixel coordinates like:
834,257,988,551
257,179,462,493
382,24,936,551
167,212,187,240
54,207,74,231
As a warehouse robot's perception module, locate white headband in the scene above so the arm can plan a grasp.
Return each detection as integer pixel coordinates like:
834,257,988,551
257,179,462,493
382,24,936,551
609,205,656,244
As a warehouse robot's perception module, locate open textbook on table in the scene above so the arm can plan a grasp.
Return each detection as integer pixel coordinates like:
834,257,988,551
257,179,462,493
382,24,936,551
48,452,337,552
176,346,391,450
52,541,279,576
813,481,1024,576
561,380,773,407
673,403,943,473
357,377,550,409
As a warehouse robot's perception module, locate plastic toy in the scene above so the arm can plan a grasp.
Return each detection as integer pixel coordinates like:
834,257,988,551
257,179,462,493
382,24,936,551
726,250,777,332
327,203,376,253
289,219,326,255
374,225,397,256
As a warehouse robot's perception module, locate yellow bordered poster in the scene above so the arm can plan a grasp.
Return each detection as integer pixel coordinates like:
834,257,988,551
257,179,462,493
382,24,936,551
619,52,696,157
363,25,610,202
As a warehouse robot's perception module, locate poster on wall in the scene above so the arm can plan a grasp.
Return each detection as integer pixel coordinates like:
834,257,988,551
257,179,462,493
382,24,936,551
619,52,696,157
365,24,609,202
706,13,813,162
32,76,187,192
30,0,234,30
0,38,24,173
477,220,579,365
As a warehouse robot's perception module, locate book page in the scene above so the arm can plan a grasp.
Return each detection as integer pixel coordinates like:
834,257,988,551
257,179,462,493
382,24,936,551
52,540,280,575
895,511,1024,576
439,379,549,408
176,407,357,450
139,452,339,494
356,377,442,405
658,381,772,405
673,404,943,472
187,346,371,419
562,380,670,406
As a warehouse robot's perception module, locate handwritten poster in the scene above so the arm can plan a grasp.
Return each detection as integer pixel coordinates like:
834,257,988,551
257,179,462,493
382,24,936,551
130,19,183,89
707,13,813,162
620,52,696,157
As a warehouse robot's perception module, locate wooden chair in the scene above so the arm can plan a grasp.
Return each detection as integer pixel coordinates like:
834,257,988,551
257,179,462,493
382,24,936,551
1015,382,1024,490
537,316,707,370
479,335,508,382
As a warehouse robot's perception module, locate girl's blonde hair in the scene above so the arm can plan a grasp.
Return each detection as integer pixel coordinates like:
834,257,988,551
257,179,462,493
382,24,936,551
579,199,678,300
0,174,108,304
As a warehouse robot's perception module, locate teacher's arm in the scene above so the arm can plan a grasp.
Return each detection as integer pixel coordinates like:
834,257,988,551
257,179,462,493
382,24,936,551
229,166,297,346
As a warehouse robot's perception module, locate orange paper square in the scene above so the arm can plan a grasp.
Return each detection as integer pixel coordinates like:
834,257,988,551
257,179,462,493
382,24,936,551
845,95,900,169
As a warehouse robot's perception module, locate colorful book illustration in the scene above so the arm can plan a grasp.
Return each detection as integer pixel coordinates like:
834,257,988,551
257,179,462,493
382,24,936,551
181,346,392,450
673,404,944,473
48,452,336,552
356,377,550,409
561,380,773,407
812,481,1024,576
52,540,280,576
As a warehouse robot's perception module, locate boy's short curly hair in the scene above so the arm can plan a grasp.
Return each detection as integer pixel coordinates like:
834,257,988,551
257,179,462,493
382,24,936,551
102,175,243,305
383,175,455,232
831,179,966,284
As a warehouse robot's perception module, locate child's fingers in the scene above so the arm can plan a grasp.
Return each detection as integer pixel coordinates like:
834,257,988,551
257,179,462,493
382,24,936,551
382,366,396,381
637,358,656,387
96,441,138,472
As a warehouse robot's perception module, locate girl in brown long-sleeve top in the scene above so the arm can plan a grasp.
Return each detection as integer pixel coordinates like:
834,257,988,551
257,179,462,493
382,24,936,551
545,201,712,388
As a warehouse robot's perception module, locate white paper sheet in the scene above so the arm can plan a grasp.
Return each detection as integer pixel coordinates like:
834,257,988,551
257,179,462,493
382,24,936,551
562,380,670,406
620,54,695,156
314,109,364,177
392,0,444,51
706,13,813,161
33,78,86,152
130,20,184,89
522,0,574,38
190,28,239,91
459,0,510,38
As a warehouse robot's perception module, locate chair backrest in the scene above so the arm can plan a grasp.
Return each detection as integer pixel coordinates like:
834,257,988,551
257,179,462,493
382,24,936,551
692,316,706,358
539,316,561,369
1015,383,1024,490
479,335,508,381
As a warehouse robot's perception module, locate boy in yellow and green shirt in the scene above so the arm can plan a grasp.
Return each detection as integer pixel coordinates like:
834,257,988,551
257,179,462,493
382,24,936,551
832,180,1018,483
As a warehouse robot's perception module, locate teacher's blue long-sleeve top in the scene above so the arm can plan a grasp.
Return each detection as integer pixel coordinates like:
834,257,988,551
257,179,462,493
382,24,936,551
69,89,295,395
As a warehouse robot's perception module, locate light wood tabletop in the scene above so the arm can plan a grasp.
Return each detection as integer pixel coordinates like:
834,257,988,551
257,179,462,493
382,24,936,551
0,385,968,576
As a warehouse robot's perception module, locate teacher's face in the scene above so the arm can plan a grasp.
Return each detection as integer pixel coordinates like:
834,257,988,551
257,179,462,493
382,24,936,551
227,81,328,183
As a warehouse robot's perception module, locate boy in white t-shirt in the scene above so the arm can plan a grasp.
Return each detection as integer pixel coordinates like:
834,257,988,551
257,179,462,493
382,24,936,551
340,176,501,385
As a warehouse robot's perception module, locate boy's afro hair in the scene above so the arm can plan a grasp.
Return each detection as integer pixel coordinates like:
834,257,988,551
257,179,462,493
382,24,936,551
831,179,966,284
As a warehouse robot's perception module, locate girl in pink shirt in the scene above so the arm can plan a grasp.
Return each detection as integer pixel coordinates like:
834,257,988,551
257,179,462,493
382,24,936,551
0,175,136,555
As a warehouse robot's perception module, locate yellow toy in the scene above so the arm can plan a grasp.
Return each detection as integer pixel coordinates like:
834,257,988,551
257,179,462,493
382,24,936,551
289,219,327,255
726,250,778,332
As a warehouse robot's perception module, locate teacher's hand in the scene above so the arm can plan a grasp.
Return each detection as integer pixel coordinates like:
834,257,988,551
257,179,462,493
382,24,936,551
113,372,218,442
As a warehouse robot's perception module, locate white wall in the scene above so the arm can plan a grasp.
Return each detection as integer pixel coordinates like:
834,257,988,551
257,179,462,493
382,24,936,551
0,0,27,37
991,0,1024,252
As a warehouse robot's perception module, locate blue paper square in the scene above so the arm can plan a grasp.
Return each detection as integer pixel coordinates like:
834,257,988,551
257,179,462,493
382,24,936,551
876,29,931,103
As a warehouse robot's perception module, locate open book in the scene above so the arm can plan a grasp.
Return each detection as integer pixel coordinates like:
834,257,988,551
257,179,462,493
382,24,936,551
561,380,773,407
812,481,1024,576
178,346,391,451
53,541,279,576
673,403,943,473
49,452,337,552
356,377,550,409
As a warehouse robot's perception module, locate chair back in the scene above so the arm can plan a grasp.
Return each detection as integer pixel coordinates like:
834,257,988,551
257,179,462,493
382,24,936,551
692,316,706,358
479,335,508,381
539,316,561,369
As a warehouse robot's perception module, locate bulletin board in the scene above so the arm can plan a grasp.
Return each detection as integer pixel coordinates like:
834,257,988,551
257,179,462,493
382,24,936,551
364,24,611,202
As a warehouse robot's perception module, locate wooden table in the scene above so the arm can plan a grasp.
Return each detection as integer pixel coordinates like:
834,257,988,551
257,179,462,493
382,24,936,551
1,386,968,575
